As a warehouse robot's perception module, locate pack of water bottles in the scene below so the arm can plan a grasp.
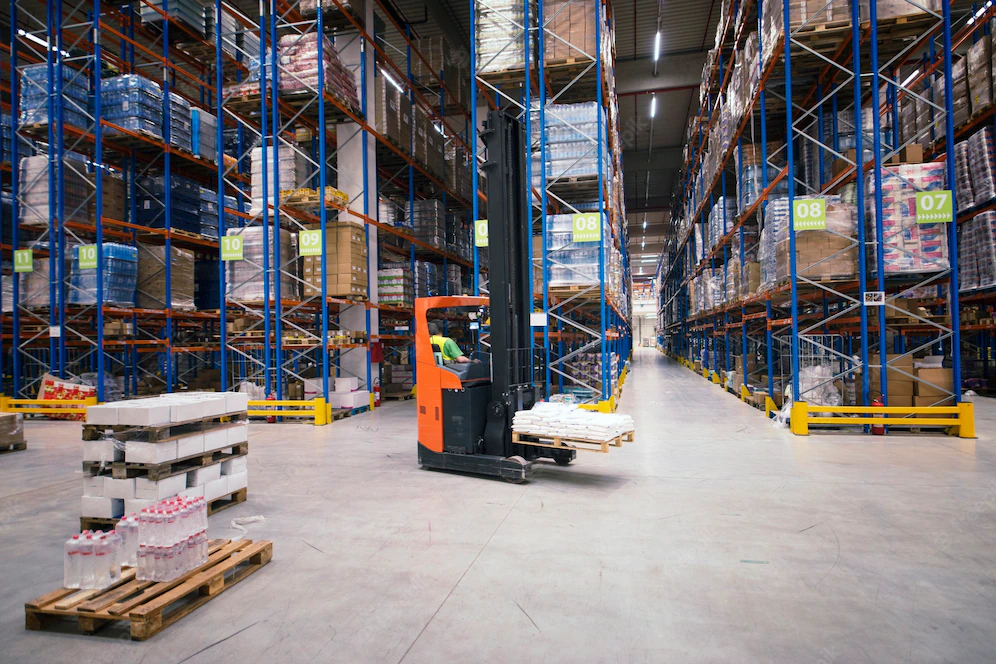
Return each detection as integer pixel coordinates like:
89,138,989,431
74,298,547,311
168,93,193,152
20,63,89,129
68,242,138,306
101,75,164,139
135,497,209,581
63,526,133,590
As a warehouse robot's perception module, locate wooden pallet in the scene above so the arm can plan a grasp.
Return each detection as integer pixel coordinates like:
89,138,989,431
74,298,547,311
25,538,271,641
0,441,27,454
82,412,247,443
382,391,413,401
512,430,633,454
80,488,248,532
331,405,369,420
83,442,248,481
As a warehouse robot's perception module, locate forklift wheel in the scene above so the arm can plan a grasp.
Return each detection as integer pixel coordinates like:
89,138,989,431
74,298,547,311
553,454,573,466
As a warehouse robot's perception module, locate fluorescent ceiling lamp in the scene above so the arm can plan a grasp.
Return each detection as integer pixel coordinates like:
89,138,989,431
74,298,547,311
653,31,661,62
382,71,404,94
650,95,657,118
968,1,992,24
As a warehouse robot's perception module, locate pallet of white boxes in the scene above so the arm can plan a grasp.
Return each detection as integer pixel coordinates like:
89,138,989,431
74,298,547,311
80,392,250,532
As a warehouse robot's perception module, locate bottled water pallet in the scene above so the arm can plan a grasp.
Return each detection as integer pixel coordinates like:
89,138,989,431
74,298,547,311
79,488,248,532
511,430,633,454
82,441,249,481
25,538,272,641
331,405,369,420
82,412,248,443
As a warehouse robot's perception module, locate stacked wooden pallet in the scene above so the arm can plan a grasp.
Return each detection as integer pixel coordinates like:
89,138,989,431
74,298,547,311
81,393,250,530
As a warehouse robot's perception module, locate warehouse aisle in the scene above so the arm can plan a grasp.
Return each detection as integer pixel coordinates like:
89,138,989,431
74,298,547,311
2,352,996,663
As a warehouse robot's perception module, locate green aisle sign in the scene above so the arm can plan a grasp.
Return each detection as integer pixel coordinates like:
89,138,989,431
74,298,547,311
221,235,244,261
915,190,953,223
793,198,826,231
299,229,323,257
13,249,32,273
474,219,489,247
572,212,601,243
78,245,97,269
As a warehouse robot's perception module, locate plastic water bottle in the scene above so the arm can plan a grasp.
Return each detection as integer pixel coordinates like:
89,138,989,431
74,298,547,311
64,535,80,589
78,534,95,589
107,530,121,584
92,534,108,589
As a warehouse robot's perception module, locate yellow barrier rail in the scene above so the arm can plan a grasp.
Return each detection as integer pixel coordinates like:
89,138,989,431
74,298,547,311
247,397,327,425
789,401,976,438
0,396,97,415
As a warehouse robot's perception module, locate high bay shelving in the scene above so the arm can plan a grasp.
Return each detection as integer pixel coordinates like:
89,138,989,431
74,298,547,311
1,0,476,407
658,0,987,436
0,0,631,412
473,0,632,408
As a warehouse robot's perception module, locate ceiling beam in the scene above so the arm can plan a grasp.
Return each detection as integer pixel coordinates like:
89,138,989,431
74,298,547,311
615,51,708,97
623,148,683,172
625,196,672,212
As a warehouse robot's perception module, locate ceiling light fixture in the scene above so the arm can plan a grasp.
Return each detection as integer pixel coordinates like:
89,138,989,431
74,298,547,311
650,95,657,118
653,31,661,62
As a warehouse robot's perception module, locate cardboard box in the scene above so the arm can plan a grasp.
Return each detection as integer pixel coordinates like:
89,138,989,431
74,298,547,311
178,486,205,499
102,477,136,500
81,496,124,519
86,403,120,425
204,476,230,501
335,376,360,392
227,422,249,445
203,428,229,453
126,498,158,514
135,474,187,501
83,475,105,497
221,456,248,476
227,471,249,493
176,433,205,458
125,441,178,464
915,367,953,397
887,395,913,408
117,402,171,427
223,392,250,413
187,463,222,487
84,439,124,463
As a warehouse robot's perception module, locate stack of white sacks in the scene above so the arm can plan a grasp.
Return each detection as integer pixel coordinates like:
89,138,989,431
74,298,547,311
82,392,250,520
305,375,370,410
511,402,635,442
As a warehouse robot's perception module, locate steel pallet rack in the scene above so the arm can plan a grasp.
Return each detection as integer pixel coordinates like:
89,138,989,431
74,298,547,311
658,0,985,437
472,0,632,410
3,0,476,414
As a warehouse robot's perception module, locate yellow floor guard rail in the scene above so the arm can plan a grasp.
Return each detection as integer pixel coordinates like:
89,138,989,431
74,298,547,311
247,397,327,425
0,396,97,416
790,401,976,438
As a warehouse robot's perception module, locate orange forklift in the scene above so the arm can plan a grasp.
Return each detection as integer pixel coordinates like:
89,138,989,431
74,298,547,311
415,110,575,482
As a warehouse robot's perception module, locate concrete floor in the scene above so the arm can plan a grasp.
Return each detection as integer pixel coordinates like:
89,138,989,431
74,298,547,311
2,349,996,663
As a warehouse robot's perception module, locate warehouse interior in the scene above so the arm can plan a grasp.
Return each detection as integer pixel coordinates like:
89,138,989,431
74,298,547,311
1,0,996,661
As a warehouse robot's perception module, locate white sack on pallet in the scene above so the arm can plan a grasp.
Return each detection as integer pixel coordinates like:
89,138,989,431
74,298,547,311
512,402,634,442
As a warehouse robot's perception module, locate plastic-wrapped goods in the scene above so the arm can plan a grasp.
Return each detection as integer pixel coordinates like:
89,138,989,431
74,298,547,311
960,212,996,292
300,0,358,17
377,268,413,308
413,260,443,297
865,161,950,274
967,35,993,116
101,75,163,139
954,140,974,214
543,0,598,64
136,172,202,234
136,244,196,311
530,101,606,186
737,142,787,214
545,212,604,286
168,93,193,152
19,63,89,129
191,108,217,161
951,58,971,128
967,127,996,207
18,257,63,308
19,152,89,229
707,197,737,250
776,196,857,282
135,497,210,582
68,243,139,307
859,0,943,20
249,143,310,216
225,226,298,302
140,0,206,35
205,3,238,58
278,33,359,110
796,363,842,408
195,258,221,310
476,0,536,73
412,200,446,250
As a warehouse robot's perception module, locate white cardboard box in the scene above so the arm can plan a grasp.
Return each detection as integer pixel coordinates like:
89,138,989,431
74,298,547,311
223,392,250,413
332,390,369,409
125,441,178,464
203,428,228,453
81,496,123,518
334,376,360,393
82,475,104,497
85,403,119,425
204,476,229,501
178,486,204,499
227,422,248,445
189,394,227,417
176,433,205,458
135,474,187,501
303,378,322,401
83,439,124,463
125,498,157,514
102,477,136,500
227,471,248,493
166,399,205,423
221,456,248,476
187,462,222,487
117,402,172,427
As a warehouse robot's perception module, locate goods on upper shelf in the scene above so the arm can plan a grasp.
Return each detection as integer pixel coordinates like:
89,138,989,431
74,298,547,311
225,226,298,302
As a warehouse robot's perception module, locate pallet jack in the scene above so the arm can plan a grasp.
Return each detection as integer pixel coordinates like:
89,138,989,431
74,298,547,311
415,109,575,482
